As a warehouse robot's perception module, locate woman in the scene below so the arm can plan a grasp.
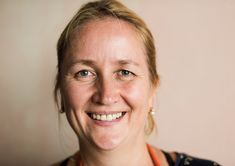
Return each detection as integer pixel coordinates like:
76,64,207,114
53,0,220,165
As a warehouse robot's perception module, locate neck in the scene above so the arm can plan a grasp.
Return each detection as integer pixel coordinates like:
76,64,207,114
79,136,153,166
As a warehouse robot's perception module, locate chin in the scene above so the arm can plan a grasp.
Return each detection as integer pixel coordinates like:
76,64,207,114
94,141,119,151
90,131,127,151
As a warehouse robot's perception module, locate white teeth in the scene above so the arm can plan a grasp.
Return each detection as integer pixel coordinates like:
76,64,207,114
107,114,112,121
112,114,117,119
92,114,96,119
90,112,124,121
101,115,106,121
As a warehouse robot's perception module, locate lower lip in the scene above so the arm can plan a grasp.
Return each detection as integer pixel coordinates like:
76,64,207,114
91,114,126,127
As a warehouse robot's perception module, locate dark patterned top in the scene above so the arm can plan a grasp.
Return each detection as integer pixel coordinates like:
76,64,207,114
54,149,221,166
163,151,221,166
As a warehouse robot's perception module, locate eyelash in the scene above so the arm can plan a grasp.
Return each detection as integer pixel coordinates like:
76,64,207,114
75,70,95,80
74,69,136,81
117,70,135,77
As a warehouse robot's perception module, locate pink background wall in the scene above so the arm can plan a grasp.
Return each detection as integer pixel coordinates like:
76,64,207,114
0,0,234,165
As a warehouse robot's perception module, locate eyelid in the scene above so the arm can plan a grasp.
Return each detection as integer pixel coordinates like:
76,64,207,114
74,69,96,81
118,69,135,75
70,64,95,75
77,70,93,76
115,69,136,81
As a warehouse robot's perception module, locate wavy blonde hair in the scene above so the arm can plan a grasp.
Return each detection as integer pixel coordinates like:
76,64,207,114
54,0,159,135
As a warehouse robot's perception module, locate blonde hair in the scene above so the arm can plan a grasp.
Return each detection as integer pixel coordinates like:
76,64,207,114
54,0,159,134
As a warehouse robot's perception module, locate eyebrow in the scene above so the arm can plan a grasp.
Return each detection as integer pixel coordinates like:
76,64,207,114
69,59,140,67
117,60,140,66
69,59,96,67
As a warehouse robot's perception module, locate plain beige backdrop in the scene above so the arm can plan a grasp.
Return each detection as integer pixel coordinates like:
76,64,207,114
0,0,234,165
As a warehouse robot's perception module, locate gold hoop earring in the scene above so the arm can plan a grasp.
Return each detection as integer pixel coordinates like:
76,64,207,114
145,107,156,135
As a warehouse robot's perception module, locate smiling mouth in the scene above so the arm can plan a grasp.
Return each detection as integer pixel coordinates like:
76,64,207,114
87,112,126,122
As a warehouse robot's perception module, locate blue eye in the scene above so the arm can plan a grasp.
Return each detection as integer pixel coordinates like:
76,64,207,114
75,70,95,81
120,70,131,76
77,70,89,77
117,69,136,81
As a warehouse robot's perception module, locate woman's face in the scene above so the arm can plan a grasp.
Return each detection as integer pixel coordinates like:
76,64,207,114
62,18,156,150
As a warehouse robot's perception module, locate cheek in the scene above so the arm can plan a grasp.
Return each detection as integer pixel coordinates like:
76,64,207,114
121,80,151,133
63,83,94,134
121,79,151,112
64,83,91,110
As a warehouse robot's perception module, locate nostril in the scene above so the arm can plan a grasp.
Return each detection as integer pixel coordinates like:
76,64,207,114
92,90,119,105
92,77,119,105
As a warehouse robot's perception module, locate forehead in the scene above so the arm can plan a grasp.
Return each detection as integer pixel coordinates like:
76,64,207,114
76,17,141,44
68,17,145,59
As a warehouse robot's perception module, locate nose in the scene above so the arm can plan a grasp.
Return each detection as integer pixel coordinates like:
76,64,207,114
92,76,119,105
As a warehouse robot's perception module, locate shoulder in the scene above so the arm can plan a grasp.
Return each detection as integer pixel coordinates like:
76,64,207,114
149,145,221,166
173,152,221,166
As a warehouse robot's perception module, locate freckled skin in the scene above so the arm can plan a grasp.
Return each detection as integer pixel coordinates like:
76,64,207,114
62,18,156,151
